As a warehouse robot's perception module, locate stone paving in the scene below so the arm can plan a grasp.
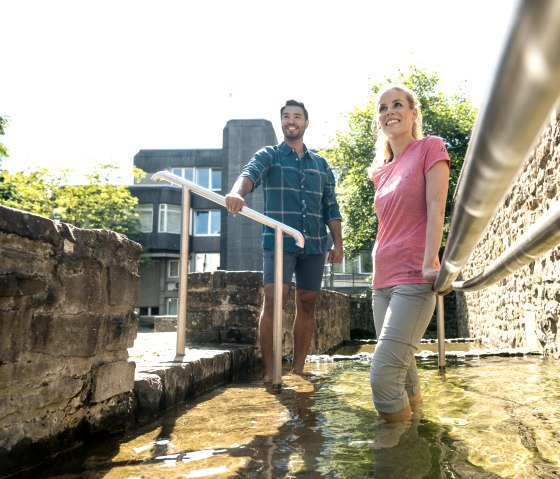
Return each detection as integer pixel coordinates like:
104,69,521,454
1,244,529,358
129,332,246,371
128,332,258,424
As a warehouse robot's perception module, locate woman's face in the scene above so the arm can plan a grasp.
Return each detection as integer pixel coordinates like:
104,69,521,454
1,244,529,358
377,89,417,139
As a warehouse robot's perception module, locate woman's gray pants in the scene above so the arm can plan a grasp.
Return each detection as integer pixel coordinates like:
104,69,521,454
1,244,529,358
370,284,436,414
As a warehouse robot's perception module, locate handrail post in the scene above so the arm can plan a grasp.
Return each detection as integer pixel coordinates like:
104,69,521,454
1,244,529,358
272,228,284,392
176,186,191,356
151,171,304,377
436,295,446,370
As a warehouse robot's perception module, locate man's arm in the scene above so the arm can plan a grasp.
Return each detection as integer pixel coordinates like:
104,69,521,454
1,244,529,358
225,176,254,217
326,219,343,264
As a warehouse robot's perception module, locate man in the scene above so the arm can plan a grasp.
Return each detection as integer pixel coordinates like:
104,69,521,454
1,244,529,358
225,99,343,382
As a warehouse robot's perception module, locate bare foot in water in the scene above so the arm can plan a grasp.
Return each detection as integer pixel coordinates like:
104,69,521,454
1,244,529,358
370,420,411,450
291,369,313,377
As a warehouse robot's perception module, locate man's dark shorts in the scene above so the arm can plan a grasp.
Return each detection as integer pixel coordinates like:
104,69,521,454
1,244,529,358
263,250,327,291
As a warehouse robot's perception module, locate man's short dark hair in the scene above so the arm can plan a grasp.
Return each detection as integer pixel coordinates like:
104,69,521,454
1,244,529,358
281,100,309,120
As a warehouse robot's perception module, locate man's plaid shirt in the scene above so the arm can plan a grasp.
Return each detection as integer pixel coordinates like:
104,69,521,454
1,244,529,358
240,142,342,254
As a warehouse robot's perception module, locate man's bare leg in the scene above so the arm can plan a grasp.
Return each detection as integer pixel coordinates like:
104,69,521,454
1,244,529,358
291,289,320,375
260,283,289,383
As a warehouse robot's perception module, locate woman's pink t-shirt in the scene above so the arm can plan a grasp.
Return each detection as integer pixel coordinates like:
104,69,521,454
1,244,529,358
371,136,450,289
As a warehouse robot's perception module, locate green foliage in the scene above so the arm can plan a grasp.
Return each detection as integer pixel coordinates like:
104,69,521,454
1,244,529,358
324,102,377,259
0,116,8,160
0,168,57,215
321,66,477,258
0,164,146,238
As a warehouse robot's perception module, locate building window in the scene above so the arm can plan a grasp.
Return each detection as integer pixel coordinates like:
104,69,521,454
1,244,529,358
166,298,178,315
193,210,220,235
138,306,159,316
360,251,373,273
159,204,182,234
135,204,153,233
196,168,210,189
168,260,179,278
212,170,222,191
332,259,342,274
190,253,220,273
332,251,372,274
172,167,194,182
171,167,221,191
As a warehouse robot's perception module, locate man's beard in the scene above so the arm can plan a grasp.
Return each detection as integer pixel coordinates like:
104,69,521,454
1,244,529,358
283,127,304,141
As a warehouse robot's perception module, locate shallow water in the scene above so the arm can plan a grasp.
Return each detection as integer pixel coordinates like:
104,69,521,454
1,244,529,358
17,350,560,478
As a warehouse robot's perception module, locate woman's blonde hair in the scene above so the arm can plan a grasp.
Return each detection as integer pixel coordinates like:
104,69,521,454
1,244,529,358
369,84,424,174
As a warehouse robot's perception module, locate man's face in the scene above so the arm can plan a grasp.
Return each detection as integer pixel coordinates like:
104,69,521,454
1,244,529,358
281,106,309,141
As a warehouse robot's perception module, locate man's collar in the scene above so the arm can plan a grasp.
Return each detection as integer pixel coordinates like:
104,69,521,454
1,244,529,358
279,142,309,156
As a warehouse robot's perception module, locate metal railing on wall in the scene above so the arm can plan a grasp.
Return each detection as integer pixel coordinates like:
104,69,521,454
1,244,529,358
152,171,305,391
433,0,560,369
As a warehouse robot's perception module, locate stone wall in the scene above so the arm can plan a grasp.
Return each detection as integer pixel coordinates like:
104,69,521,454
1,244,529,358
455,109,560,357
174,271,351,357
0,206,142,460
347,294,458,341
153,275,460,348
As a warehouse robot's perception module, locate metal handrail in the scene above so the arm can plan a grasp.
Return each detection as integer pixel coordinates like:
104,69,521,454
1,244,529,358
452,202,560,292
152,171,305,391
433,0,560,368
435,0,560,294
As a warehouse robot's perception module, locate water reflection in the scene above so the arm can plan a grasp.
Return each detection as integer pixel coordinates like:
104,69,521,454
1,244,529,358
370,412,432,479
14,354,560,478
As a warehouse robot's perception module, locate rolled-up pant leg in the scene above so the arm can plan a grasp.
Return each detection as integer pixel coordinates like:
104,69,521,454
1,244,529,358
370,284,436,414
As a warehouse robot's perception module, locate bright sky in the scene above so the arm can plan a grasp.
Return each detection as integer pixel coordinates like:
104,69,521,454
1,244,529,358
1,0,518,178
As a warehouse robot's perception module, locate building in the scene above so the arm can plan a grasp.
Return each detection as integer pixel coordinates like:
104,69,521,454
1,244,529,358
129,119,370,318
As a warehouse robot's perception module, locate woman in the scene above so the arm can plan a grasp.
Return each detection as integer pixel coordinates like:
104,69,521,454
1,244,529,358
368,84,450,423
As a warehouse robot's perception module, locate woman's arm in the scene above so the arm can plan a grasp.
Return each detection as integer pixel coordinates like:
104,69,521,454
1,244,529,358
422,161,449,282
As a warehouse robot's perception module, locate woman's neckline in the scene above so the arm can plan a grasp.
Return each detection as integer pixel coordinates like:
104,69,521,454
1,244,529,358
386,137,418,165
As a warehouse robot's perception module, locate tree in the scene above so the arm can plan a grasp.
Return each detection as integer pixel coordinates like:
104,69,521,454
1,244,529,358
0,164,145,238
0,116,8,161
0,116,11,200
322,67,477,258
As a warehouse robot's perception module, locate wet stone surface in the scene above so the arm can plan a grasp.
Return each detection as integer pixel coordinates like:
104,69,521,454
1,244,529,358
11,344,560,479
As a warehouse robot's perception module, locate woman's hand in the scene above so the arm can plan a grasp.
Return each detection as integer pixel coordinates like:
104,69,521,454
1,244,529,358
423,266,453,295
422,266,439,283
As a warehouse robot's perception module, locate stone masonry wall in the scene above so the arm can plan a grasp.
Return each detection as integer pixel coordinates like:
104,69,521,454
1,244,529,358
455,108,560,357
173,271,351,357
155,273,459,349
0,206,142,459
